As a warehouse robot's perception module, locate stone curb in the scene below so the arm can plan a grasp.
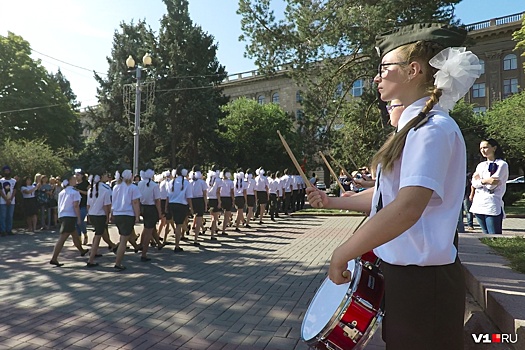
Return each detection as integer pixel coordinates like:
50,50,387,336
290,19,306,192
459,234,525,349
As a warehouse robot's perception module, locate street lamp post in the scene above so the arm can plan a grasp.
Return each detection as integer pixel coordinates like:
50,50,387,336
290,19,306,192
126,53,152,176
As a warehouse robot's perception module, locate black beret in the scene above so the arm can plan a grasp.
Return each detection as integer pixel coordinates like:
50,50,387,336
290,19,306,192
375,23,467,57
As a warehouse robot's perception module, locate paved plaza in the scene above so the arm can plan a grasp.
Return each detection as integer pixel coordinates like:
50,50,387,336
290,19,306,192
0,215,523,349
0,215,387,349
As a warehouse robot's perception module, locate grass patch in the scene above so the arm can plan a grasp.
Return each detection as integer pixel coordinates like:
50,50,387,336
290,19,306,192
481,236,525,274
506,197,525,216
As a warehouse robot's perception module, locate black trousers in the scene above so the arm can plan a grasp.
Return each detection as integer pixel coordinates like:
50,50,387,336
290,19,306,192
269,193,278,219
291,190,298,212
283,192,292,214
381,257,465,350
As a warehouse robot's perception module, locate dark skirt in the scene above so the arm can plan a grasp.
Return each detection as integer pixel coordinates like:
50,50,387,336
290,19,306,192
114,215,135,236
23,197,38,217
234,196,245,210
59,217,77,234
89,215,107,236
141,205,159,229
246,195,256,207
381,257,465,350
208,198,221,213
169,203,189,225
256,191,268,205
192,197,205,217
220,197,233,212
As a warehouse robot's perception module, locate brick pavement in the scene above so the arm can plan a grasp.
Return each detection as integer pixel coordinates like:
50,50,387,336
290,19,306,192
0,215,386,349
1,215,522,349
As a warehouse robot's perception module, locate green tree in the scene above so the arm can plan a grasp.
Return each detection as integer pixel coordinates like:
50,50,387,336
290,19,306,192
237,0,461,164
0,139,69,178
0,32,82,150
219,97,297,171
482,92,525,173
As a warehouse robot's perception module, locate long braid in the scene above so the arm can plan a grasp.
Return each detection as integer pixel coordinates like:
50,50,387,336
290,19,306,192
95,181,100,198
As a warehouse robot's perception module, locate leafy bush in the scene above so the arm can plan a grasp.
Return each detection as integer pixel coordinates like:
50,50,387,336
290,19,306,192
503,190,525,207
0,139,69,179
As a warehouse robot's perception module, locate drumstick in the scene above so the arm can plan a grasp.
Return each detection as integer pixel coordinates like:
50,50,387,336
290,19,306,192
319,151,346,193
328,154,352,179
277,130,323,208
342,216,367,279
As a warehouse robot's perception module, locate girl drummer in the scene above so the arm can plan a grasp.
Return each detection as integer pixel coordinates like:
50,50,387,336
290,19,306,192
307,23,481,350
167,165,193,252
219,168,234,235
190,165,207,246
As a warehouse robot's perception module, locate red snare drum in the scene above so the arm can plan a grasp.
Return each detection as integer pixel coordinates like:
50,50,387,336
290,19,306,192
301,257,384,350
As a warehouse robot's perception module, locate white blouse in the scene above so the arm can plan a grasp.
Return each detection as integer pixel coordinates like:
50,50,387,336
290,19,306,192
470,159,508,216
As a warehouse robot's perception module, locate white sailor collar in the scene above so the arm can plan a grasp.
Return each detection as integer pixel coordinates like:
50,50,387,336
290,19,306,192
397,96,446,131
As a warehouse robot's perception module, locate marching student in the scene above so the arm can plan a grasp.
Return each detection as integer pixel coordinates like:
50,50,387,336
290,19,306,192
111,169,141,271
206,165,222,241
219,168,234,235
274,171,282,217
291,171,300,212
137,168,163,261
307,23,481,349
281,169,293,215
86,169,112,267
158,171,174,244
167,165,193,252
254,167,269,225
50,172,89,267
190,165,207,246
233,168,247,232
244,169,255,228
74,169,90,245
268,172,280,221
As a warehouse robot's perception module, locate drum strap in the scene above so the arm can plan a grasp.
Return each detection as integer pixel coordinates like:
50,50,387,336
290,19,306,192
375,169,383,212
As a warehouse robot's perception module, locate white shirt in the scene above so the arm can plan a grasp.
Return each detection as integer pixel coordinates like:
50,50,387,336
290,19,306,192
233,177,245,197
58,186,81,218
159,179,170,199
281,175,292,192
191,179,208,198
220,179,234,197
470,159,508,216
246,178,255,195
254,175,269,192
0,178,16,204
87,183,112,216
269,178,281,195
167,176,193,205
138,179,161,206
21,185,37,199
207,174,222,199
371,97,465,266
112,182,141,216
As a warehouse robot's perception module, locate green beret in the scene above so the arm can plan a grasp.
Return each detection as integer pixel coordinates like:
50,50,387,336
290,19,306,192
375,23,467,57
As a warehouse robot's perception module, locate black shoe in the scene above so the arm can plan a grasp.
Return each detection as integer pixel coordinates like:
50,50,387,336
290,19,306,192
210,237,217,241
95,253,103,257
235,228,241,232
221,231,228,236
140,256,151,262
80,249,89,257
49,260,64,267
134,246,143,253
193,242,200,246
181,236,188,241
86,262,99,267
258,221,263,225
174,246,184,252
271,218,276,222
114,264,126,271
112,245,119,254
245,224,251,228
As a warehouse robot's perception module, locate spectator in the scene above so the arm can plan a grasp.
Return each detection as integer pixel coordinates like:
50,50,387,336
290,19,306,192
0,165,17,236
21,177,39,232
37,175,52,230
470,139,509,234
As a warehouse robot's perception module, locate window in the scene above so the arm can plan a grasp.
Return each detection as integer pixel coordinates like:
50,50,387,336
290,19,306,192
472,106,487,114
257,95,265,104
503,78,518,97
479,59,485,75
296,90,303,103
472,83,485,98
272,92,280,104
334,83,343,98
503,54,517,70
351,79,364,97
296,109,304,121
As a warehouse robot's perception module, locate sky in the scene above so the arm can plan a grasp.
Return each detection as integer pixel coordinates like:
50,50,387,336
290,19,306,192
1,0,524,109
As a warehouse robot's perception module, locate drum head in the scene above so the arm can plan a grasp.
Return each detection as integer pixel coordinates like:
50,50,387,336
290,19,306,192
302,260,357,341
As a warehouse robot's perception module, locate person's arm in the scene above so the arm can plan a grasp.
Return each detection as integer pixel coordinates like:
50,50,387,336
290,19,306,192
230,187,234,201
216,187,221,208
203,189,208,212
468,186,475,202
307,186,374,214
329,186,432,285
132,199,141,223
243,189,247,202
73,201,81,225
155,198,162,218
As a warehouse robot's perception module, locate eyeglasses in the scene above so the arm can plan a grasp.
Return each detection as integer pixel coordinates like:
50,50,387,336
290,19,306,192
377,61,408,77
387,104,403,113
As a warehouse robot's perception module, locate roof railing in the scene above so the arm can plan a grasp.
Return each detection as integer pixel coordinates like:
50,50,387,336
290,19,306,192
465,12,523,31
